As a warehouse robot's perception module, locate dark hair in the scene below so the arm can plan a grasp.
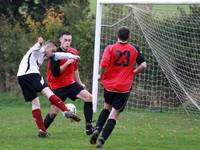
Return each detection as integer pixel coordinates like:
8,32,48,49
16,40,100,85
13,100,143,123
117,26,130,41
60,31,72,37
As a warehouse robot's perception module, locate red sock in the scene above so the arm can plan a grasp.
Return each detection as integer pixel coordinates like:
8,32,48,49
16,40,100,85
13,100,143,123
49,95,69,112
32,109,46,131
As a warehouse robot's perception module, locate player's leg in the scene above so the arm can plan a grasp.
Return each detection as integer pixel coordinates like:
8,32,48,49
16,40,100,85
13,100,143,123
28,74,69,113
31,97,49,137
95,92,130,148
96,108,119,148
44,87,68,129
76,89,93,135
17,74,48,137
41,87,81,122
90,102,111,144
44,105,60,129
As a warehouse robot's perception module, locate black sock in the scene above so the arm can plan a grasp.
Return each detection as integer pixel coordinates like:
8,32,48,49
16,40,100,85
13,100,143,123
44,113,57,129
96,109,110,132
84,102,93,127
101,119,116,141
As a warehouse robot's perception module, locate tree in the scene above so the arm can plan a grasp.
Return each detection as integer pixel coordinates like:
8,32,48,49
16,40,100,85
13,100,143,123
0,15,31,92
0,0,95,92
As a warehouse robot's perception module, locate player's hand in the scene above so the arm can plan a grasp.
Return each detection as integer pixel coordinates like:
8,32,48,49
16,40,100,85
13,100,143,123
66,59,75,65
80,83,86,89
133,69,137,75
98,74,102,82
38,37,44,44
72,55,80,60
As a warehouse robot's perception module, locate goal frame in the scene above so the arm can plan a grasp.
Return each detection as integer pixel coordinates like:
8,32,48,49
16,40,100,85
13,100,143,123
92,0,200,112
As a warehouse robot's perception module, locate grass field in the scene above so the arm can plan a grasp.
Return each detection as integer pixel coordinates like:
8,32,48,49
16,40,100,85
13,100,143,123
89,0,97,14
0,93,200,150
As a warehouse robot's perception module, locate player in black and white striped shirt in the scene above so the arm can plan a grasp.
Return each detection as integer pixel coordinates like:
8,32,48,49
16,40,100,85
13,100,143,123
17,37,81,137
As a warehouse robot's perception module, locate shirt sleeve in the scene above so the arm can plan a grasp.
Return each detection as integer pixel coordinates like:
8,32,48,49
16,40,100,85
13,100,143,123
101,45,112,68
37,54,45,65
54,52,78,60
30,42,42,52
50,56,60,76
135,46,145,65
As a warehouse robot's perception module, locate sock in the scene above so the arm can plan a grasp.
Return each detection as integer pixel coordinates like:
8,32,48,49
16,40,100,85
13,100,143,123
32,109,46,131
49,95,68,112
101,119,116,141
96,109,110,132
84,102,93,128
44,113,57,129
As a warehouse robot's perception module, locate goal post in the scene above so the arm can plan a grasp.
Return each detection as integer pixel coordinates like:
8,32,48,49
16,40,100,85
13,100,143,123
92,0,200,112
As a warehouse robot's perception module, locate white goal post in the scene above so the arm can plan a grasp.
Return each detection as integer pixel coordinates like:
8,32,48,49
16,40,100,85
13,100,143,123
92,0,200,112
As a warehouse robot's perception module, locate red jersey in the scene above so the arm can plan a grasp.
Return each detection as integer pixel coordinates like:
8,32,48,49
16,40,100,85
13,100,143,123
47,47,79,89
100,43,139,92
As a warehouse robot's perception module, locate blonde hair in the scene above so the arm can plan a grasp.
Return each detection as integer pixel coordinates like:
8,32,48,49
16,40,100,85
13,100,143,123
44,41,57,52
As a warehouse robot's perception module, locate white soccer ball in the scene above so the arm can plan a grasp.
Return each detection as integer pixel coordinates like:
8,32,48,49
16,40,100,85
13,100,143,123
65,103,77,114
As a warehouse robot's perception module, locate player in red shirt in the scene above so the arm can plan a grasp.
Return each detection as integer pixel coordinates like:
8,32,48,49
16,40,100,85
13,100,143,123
44,32,93,135
90,26,147,148
17,37,81,138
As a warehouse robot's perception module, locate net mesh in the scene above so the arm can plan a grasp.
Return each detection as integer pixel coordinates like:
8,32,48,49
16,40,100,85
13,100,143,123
98,4,200,113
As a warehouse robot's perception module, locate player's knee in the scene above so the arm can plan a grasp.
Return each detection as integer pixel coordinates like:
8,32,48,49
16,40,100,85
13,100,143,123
82,93,92,102
109,109,120,120
104,103,112,111
86,94,92,102
105,107,112,112
32,98,41,110
50,107,60,114
49,113,57,119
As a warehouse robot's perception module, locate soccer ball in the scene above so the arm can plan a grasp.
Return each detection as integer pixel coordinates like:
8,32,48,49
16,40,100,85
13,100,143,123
65,103,77,114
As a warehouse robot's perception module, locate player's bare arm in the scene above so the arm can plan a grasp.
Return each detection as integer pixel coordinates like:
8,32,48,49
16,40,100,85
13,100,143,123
98,67,106,81
54,52,80,60
134,62,147,75
74,70,85,88
60,59,75,73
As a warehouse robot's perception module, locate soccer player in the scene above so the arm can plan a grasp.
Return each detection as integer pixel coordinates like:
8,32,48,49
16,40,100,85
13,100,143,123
44,32,93,135
90,26,147,148
17,37,81,137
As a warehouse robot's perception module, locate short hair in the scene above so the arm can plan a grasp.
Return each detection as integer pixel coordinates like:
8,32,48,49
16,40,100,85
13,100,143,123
117,26,130,41
60,31,72,37
44,40,57,52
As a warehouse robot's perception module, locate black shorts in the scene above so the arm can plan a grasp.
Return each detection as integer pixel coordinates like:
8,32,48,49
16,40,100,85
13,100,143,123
52,82,84,101
17,73,48,102
104,89,130,112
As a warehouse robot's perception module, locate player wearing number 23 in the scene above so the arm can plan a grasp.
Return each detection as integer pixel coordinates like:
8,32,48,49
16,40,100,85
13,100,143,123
100,37,146,92
90,26,147,148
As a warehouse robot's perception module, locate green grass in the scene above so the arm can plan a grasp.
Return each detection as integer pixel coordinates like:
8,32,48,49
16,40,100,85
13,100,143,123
89,0,97,14
0,93,200,150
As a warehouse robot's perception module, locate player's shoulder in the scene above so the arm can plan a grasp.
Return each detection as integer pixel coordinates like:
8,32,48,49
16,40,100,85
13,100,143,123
106,43,117,50
68,47,78,55
127,43,141,52
106,44,113,48
103,44,113,53
131,44,139,49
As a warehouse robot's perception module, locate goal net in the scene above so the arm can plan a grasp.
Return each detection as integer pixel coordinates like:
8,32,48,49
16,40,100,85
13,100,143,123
92,0,200,113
